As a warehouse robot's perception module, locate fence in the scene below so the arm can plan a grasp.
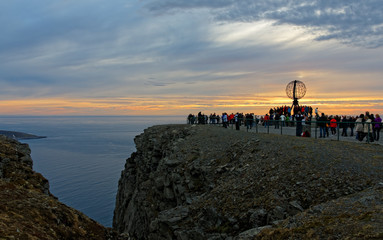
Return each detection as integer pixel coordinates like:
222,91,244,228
189,118,381,144
249,120,380,143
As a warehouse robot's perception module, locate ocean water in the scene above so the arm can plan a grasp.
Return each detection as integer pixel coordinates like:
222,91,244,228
0,115,186,227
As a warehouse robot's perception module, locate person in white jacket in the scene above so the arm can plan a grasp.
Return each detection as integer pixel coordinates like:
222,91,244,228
280,114,286,127
363,115,374,142
355,114,364,141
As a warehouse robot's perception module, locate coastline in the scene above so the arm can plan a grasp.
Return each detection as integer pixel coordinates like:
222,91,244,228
0,130,46,140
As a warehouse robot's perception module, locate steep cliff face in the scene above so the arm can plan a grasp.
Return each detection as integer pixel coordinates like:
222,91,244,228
0,135,48,194
113,125,198,239
113,124,383,239
0,135,125,240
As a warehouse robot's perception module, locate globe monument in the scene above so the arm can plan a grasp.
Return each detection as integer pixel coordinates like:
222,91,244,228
286,80,306,109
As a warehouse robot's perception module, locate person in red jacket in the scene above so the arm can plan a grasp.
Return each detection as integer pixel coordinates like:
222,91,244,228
264,114,270,128
330,117,337,135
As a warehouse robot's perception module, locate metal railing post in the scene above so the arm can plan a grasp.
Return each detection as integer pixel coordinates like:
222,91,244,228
256,120,258,133
280,120,283,135
267,121,270,134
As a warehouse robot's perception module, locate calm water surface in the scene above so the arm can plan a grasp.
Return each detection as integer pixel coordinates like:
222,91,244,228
0,116,185,227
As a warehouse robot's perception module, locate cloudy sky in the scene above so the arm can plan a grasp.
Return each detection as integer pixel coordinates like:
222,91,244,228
1,0,382,115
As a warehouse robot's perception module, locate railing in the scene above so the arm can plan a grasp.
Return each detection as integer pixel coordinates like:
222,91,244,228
187,118,381,144
249,120,380,144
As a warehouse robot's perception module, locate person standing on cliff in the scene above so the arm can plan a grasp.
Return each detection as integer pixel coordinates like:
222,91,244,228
363,114,374,142
274,113,280,129
374,114,382,141
222,113,228,128
330,117,337,135
264,114,270,128
318,113,327,138
235,113,240,130
295,111,304,136
280,113,286,127
355,114,364,141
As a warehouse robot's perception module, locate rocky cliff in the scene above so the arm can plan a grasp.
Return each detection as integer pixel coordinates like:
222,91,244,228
0,135,126,240
113,124,383,239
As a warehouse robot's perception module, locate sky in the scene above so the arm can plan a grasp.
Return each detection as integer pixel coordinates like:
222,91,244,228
1,0,382,116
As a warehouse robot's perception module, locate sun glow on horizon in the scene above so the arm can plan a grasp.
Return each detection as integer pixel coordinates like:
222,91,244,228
1,95,382,116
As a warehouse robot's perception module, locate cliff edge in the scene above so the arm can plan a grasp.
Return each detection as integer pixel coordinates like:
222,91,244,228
0,135,125,239
113,124,383,239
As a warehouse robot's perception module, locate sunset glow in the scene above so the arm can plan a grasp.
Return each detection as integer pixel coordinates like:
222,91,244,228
1,1,382,116
1,95,382,116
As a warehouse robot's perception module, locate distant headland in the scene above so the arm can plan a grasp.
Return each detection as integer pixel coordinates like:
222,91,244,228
0,130,46,140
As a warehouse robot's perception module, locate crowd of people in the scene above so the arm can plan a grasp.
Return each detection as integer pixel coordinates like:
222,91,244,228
187,108,382,142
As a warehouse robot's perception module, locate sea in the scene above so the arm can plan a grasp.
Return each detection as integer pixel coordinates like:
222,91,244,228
0,115,186,227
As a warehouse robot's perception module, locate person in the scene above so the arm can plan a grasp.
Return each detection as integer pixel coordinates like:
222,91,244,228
315,107,319,115
264,114,270,128
363,115,374,142
245,113,254,130
341,116,349,137
303,115,311,136
374,114,382,141
330,117,337,135
295,111,304,136
280,114,286,127
349,116,355,137
228,113,235,126
355,114,364,141
222,113,228,128
285,114,290,127
274,113,280,129
318,113,327,138
235,113,240,130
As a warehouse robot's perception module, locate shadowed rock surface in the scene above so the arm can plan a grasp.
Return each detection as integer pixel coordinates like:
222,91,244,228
113,124,383,239
0,135,128,240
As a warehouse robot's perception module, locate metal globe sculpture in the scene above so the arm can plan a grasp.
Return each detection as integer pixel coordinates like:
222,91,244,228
286,80,306,108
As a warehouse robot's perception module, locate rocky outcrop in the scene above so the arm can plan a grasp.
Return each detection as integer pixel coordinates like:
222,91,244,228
0,135,126,239
113,124,383,239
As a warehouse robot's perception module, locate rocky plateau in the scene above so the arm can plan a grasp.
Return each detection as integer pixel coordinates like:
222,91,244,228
113,124,383,239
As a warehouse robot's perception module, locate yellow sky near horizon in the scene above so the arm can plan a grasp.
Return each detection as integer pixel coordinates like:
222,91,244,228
1,94,382,116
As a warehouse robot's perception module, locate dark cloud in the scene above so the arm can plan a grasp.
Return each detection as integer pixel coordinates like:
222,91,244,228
144,0,234,12
145,0,383,48
145,80,174,87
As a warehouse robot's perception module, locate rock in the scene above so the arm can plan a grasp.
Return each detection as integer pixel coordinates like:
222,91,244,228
0,135,124,239
270,206,285,222
234,226,272,239
113,124,383,239
289,200,304,212
164,157,183,167
157,206,189,224
249,208,268,227
164,186,175,200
